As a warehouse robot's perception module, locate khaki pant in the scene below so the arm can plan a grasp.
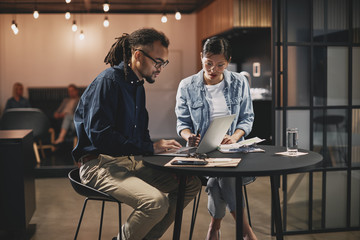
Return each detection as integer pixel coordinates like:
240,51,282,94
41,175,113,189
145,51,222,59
80,154,201,240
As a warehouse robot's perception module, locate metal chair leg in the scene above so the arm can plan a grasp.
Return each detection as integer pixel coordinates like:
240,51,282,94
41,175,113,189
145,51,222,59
189,188,202,240
98,201,105,240
118,202,122,240
244,185,252,227
75,198,89,240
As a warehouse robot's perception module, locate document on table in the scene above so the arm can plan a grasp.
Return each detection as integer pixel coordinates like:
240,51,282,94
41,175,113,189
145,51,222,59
218,137,266,153
165,157,241,167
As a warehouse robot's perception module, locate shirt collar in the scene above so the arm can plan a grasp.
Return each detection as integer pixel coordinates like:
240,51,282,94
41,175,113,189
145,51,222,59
115,62,145,86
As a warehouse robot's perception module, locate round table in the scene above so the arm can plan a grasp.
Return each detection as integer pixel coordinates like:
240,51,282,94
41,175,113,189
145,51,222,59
143,145,323,240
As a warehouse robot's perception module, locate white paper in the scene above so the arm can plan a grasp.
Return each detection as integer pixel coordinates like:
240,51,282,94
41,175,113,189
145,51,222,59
219,137,266,150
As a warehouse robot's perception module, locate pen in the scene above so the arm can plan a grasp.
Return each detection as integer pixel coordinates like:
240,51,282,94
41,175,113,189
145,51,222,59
196,128,201,137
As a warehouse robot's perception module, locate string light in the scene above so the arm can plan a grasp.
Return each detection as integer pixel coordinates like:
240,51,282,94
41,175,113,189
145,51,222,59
79,30,85,40
72,20,77,32
103,16,109,27
33,10,39,19
65,11,71,20
103,1,110,12
175,11,181,20
161,14,167,23
11,20,19,35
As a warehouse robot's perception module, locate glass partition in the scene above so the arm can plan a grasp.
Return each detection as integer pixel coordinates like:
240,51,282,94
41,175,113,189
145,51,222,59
327,47,348,106
353,47,360,105
288,47,310,107
287,0,311,42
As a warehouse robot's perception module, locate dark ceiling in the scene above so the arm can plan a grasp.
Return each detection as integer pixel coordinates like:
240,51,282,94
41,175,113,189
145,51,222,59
0,0,214,14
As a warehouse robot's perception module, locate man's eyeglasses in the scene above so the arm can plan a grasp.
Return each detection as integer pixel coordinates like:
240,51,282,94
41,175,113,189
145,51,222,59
135,49,169,69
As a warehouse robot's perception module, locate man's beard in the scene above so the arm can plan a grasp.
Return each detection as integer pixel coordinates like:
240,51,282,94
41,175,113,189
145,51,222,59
144,76,155,84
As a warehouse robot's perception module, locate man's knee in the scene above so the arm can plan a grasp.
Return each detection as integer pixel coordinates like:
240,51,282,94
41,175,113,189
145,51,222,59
141,192,169,218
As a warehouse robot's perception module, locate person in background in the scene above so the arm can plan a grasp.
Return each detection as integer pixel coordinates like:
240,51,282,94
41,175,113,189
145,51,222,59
175,36,257,240
72,28,201,240
53,84,79,145
4,82,31,111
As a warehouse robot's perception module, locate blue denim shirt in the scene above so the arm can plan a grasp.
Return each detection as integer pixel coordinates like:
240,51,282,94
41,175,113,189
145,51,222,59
175,69,254,141
72,62,153,162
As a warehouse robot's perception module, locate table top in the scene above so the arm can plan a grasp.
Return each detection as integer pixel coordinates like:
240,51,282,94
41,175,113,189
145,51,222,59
0,130,32,140
142,145,323,177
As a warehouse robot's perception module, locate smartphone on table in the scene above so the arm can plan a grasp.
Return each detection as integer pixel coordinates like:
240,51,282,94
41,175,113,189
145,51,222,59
171,160,208,165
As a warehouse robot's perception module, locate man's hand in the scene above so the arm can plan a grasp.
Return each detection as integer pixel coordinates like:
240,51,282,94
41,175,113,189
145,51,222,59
153,139,182,154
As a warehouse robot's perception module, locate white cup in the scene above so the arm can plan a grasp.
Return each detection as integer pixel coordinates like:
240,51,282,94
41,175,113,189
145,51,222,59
287,128,298,155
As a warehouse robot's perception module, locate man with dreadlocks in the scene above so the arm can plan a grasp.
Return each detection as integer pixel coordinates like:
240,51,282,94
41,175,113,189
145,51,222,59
72,28,201,240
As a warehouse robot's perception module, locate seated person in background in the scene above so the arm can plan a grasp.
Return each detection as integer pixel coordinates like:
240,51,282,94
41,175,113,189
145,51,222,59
175,36,257,240
53,84,80,145
5,82,31,110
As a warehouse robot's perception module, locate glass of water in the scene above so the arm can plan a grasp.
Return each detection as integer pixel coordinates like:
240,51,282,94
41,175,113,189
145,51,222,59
287,128,298,155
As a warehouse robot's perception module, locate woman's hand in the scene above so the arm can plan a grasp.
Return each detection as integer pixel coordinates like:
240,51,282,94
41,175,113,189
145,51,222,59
221,134,238,144
180,128,201,147
153,139,182,154
221,129,245,144
188,133,201,147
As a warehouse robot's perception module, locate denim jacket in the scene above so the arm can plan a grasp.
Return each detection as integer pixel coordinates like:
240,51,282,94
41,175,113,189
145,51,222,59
175,69,254,141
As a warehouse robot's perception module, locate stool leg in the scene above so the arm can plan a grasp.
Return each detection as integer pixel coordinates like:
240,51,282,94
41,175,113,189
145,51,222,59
189,187,202,240
244,185,252,227
98,201,105,240
118,202,122,240
75,198,89,240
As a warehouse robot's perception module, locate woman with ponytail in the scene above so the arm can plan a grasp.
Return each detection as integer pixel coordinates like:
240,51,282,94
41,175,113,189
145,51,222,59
72,28,201,240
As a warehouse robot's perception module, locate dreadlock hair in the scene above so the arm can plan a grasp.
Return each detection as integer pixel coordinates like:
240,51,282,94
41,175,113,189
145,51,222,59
104,28,170,78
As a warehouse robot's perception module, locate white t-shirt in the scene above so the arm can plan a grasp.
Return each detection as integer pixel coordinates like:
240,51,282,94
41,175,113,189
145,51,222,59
204,80,229,121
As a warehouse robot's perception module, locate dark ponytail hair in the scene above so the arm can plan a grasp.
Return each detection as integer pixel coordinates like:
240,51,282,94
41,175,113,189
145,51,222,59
202,36,231,61
104,28,169,77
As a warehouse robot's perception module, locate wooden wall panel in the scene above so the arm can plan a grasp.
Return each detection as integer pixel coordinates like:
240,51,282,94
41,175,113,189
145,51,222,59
196,0,271,69
237,0,271,27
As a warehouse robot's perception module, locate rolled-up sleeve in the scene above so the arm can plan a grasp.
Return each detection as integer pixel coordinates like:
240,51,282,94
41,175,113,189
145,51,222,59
234,76,254,136
175,80,194,136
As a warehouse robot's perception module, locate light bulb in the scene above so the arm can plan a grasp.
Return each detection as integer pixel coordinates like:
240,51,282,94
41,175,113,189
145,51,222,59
65,12,71,20
79,30,85,40
72,20,77,32
65,0,71,3
103,3,110,12
33,10,39,19
175,11,181,20
11,21,17,31
161,14,167,23
13,27,19,35
103,17,109,27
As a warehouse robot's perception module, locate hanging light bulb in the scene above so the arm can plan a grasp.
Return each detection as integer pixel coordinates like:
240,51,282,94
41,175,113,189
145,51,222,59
65,0,71,3
103,16,109,28
65,11,71,20
11,20,17,31
103,1,110,12
11,21,19,35
79,30,85,40
33,10,39,19
13,27,19,35
175,11,181,20
161,14,167,23
72,20,77,32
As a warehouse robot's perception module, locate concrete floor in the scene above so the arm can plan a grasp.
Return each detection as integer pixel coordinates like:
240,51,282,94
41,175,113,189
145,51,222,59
29,176,360,240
